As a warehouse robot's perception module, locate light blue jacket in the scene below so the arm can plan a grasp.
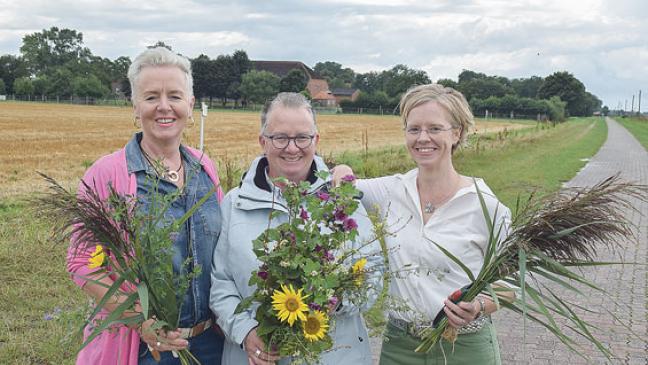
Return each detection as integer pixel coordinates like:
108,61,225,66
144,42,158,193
210,155,382,365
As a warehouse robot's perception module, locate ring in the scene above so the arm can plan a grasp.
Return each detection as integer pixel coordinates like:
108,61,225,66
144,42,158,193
156,341,161,347
255,349,261,357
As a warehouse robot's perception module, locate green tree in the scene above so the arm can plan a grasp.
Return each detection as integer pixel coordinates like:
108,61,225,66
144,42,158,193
537,71,587,116
48,67,74,97
601,106,609,116
33,76,52,98
353,71,381,93
191,54,217,102
0,79,5,94
13,77,34,96
314,61,355,87
381,64,430,98
228,50,251,105
0,54,29,94
511,76,544,98
148,41,173,50
436,78,458,89
279,69,307,92
458,69,487,84
239,70,280,104
20,27,91,75
72,74,109,98
459,78,512,101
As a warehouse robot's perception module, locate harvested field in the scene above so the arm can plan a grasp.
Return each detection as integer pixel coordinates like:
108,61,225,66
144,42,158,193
0,101,529,197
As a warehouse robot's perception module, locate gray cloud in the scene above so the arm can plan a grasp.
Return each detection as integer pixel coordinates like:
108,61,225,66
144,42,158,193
1,0,646,108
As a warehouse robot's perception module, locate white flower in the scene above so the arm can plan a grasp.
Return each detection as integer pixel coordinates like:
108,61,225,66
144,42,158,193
310,271,318,276
280,260,290,267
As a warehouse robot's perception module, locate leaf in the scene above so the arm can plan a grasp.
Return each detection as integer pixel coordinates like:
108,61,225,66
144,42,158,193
137,282,149,319
428,239,475,282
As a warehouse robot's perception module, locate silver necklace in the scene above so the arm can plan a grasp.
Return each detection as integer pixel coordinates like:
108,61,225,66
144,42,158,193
424,202,435,214
140,146,183,183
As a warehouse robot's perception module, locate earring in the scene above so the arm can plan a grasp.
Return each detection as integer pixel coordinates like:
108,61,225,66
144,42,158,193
133,115,141,128
187,115,195,128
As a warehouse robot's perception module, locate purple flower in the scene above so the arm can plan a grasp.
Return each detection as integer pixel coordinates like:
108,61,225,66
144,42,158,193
43,313,54,321
328,296,339,308
324,251,335,262
342,217,358,232
257,271,268,280
334,207,347,221
299,207,309,220
341,174,356,182
316,191,330,201
309,302,322,311
315,245,323,252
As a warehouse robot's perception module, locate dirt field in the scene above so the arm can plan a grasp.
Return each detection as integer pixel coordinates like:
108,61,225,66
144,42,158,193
0,101,529,197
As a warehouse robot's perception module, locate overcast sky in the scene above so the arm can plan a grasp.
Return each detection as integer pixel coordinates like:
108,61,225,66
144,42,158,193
1,0,646,109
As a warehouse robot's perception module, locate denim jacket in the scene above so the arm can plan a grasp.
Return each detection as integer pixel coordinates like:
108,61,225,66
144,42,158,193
125,133,221,327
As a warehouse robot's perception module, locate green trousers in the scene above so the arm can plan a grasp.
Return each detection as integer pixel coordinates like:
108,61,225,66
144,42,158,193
379,320,502,365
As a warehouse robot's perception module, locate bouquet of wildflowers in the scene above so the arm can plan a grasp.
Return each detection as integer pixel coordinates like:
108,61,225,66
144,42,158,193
236,172,379,364
416,176,647,360
37,173,215,365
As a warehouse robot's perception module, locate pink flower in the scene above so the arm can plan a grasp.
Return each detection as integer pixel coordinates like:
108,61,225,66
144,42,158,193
341,174,356,182
300,207,309,220
324,251,335,262
316,191,330,201
257,271,268,280
309,302,322,311
328,296,338,308
342,217,358,232
334,207,347,221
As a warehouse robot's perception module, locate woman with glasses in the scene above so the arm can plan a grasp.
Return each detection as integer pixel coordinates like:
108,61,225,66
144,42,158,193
209,92,383,365
333,84,510,364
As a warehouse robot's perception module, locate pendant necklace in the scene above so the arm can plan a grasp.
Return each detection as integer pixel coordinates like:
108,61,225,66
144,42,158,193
140,145,183,183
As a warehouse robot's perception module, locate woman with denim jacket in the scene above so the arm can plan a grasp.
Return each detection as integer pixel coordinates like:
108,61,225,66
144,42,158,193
66,47,224,365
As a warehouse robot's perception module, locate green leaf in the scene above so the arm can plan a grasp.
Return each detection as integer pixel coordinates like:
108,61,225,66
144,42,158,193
427,238,475,282
137,282,149,319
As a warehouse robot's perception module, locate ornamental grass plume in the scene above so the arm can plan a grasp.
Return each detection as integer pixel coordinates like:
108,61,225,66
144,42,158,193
34,173,214,365
416,175,648,360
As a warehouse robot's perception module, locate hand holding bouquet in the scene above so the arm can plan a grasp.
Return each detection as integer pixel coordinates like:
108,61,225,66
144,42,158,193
236,172,380,364
37,174,215,364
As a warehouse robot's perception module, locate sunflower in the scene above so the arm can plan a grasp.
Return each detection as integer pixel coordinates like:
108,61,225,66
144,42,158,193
87,244,106,269
272,284,310,326
303,310,329,342
351,258,367,286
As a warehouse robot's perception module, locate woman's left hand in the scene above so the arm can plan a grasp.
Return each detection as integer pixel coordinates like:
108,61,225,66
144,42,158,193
443,299,480,329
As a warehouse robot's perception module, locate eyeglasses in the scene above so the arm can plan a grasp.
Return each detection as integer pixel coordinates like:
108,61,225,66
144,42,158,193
405,126,455,136
264,134,315,149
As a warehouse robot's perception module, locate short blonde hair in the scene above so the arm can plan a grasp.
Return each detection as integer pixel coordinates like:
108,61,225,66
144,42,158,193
127,47,193,102
399,84,474,151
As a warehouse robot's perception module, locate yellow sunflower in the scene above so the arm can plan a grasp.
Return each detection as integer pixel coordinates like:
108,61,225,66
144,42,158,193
302,310,329,342
87,244,106,269
351,258,367,286
272,284,309,326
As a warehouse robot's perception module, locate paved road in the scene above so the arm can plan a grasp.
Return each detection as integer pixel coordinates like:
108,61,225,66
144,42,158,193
370,117,648,364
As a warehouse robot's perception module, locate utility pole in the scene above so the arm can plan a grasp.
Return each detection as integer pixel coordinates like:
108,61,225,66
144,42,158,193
639,90,642,115
631,95,635,113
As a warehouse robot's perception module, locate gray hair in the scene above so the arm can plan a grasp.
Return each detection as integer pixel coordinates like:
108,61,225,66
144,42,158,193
260,92,317,134
127,47,194,101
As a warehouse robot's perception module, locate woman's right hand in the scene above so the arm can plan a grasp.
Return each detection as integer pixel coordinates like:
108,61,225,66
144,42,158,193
244,327,280,365
139,318,188,354
330,164,355,187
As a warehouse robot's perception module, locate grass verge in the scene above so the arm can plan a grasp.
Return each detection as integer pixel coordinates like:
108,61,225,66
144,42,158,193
615,117,648,151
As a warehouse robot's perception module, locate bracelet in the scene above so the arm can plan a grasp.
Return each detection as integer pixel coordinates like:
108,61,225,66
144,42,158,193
476,297,486,318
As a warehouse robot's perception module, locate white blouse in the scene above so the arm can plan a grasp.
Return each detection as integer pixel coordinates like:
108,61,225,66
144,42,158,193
357,169,511,323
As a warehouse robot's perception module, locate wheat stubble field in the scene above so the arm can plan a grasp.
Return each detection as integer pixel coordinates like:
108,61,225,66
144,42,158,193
0,101,528,198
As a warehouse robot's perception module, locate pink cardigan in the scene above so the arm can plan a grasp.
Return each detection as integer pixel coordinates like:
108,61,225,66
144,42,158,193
67,145,223,365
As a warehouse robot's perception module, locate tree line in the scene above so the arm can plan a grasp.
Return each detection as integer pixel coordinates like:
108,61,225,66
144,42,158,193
0,27,602,120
